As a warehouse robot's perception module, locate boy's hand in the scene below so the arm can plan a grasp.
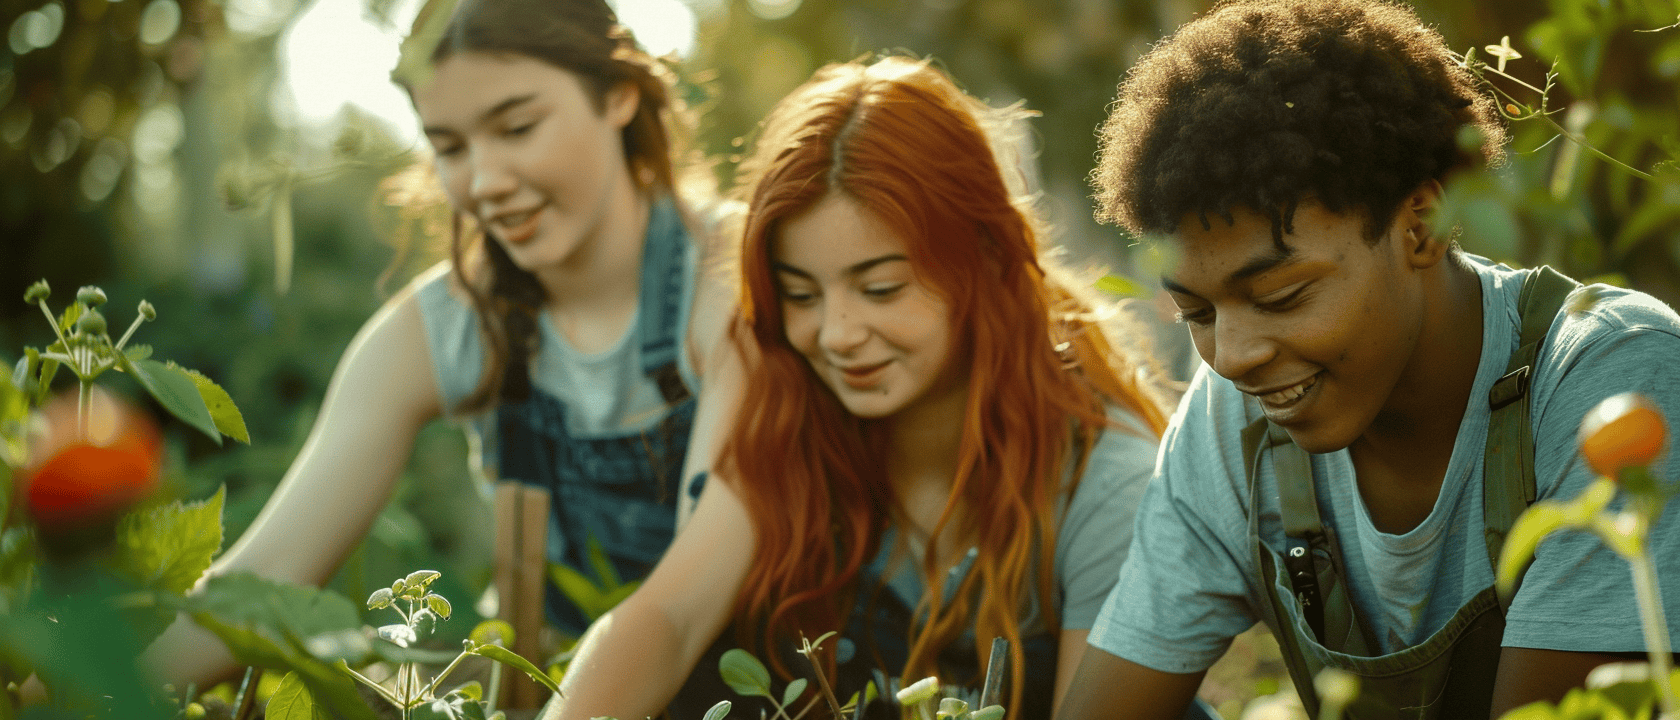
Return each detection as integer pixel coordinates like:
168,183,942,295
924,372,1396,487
1055,647,1205,720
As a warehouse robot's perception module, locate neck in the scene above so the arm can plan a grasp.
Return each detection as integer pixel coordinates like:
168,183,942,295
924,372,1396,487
532,182,651,312
1358,254,1485,478
883,379,970,497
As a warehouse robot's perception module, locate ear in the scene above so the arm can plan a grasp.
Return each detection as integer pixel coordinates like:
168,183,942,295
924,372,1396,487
1396,179,1448,270
603,80,641,130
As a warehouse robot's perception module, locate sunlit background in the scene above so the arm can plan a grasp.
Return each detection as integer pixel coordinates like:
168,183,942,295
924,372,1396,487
2,0,1676,713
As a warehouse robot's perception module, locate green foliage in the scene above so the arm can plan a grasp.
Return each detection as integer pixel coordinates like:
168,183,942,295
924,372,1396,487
110,485,225,597
266,672,331,720
548,536,641,622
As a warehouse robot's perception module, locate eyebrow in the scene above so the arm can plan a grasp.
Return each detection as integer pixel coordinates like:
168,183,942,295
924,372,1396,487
1159,245,1296,296
422,93,539,137
772,254,909,280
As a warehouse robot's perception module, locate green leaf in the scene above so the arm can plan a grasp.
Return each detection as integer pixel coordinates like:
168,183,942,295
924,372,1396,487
702,700,732,720
1094,274,1145,297
1498,502,1573,595
427,594,453,620
180,366,249,444
586,535,621,588
411,688,490,720
126,358,221,443
469,642,563,696
549,562,612,619
719,648,772,699
782,678,808,708
265,672,329,720
110,486,226,596
404,569,443,593
124,344,154,362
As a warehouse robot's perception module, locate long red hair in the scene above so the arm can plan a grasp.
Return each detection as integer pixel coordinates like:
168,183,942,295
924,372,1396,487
722,57,1167,712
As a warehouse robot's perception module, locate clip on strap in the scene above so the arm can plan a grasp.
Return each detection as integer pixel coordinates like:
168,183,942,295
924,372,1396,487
1284,536,1326,640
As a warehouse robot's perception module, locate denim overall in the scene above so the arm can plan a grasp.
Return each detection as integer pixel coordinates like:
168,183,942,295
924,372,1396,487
1243,267,1577,719
493,198,696,637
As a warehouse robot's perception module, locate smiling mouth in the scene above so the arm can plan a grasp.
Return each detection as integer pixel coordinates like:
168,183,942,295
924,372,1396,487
490,206,542,243
838,361,890,388
1258,373,1320,408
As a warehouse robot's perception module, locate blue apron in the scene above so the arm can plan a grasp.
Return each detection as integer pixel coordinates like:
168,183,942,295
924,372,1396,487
492,197,697,637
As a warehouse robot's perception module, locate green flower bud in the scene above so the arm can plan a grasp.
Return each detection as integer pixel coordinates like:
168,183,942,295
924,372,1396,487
138,300,157,321
76,286,107,307
896,677,940,706
76,311,108,336
24,279,50,303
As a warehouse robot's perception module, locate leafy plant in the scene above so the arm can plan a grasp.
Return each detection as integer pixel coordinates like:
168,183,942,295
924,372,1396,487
259,569,562,720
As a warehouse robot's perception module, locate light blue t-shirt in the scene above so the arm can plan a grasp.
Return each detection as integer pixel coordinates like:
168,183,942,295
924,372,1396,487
412,249,701,478
1090,255,1680,673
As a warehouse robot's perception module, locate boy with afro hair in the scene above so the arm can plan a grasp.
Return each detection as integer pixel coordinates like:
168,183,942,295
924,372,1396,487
1059,0,1680,718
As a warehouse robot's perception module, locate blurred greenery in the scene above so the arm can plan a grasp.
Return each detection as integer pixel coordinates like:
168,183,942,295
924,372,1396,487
0,0,1674,714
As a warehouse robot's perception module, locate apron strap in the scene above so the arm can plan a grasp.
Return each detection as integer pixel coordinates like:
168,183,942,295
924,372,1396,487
1483,266,1577,612
635,196,694,405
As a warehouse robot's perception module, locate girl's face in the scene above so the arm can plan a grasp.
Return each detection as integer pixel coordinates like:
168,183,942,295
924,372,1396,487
411,52,638,273
772,194,964,420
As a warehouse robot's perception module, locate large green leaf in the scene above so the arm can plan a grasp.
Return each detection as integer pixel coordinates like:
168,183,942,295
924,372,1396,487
468,642,562,696
719,648,772,699
125,358,221,443
266,672,330,720
180,367,249,444
110,486,225,596
185,573,380,720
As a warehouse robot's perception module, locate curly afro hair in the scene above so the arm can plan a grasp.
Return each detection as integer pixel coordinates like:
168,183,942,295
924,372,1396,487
1092,0,1506,244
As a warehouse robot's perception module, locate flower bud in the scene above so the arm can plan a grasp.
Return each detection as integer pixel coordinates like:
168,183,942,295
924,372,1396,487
896,677,940,706
76,286,107,307
76,311,107,336
24,279,50,304
1580,393,1667,480
138,299,157,321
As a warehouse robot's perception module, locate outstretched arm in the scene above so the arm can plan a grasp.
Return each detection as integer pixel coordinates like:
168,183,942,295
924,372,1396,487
142,284,444,686
1056,646,1205,720
543,462,757,719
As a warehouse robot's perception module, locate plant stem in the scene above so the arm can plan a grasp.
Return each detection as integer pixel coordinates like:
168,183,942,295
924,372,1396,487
424,651,472,698
1630,545,1678,717
35,301,68,349
339,663,403,708
77,379,91,440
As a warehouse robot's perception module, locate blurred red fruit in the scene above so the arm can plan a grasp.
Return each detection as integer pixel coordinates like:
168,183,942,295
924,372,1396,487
1579,393,1668,480
19,389,163,535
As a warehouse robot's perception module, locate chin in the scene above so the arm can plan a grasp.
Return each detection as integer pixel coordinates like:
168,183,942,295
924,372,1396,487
1281,423,1360,455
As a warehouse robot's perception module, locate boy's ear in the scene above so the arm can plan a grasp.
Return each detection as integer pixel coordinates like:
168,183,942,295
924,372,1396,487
1398,180,1448,269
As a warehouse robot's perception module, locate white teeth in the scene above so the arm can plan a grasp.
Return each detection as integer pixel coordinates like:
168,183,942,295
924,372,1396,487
1262,376,1316,405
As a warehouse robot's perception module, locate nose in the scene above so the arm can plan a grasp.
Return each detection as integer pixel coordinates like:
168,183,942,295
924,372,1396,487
1208,312,1276,382
466,146,517,204
817,295,869,357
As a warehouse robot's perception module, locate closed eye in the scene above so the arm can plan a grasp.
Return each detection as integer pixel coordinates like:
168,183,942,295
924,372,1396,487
862,282,905,300
1175,307,1213,327
1256,285,1309,314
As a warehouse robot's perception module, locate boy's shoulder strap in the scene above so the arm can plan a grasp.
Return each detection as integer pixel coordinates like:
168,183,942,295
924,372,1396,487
1483,265,1579,612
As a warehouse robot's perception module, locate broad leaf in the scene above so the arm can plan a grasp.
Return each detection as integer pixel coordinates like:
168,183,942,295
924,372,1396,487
719,648,772,699
783,678,808,708
125,358,220,443
180,366,249,444
410,688,490,720
110,486,226,596
469,642,562,695
266,672,329,720
549,562,612,619
185,572,379,719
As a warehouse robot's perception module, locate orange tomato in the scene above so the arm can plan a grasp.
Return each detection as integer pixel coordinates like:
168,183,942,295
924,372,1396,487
1579,393,1668,480
19,389,163,534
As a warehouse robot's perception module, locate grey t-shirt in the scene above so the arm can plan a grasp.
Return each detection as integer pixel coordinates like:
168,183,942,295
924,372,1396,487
1090,255,1680,673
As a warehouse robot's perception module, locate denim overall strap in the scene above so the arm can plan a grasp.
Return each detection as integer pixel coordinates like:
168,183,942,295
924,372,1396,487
493,195,697,637
1484,266,1577,612
1246,266,1577,719
637,196,693,404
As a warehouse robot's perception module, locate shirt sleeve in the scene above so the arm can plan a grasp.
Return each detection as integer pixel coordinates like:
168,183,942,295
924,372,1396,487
1087,366,1266,673
1506,293,1680,652
1056,407,1161,630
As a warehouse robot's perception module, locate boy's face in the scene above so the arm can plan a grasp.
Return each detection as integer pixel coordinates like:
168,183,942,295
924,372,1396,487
1161,202,1427,454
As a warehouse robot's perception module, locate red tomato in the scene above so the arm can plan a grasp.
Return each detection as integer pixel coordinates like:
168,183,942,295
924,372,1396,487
19,390,162,534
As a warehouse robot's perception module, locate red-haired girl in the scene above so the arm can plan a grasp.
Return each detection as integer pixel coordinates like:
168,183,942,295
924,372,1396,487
550,56,1171,720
